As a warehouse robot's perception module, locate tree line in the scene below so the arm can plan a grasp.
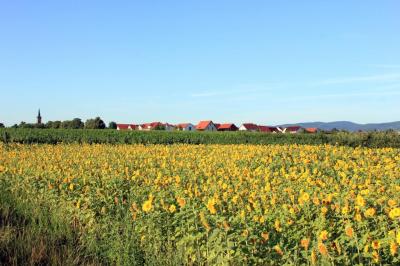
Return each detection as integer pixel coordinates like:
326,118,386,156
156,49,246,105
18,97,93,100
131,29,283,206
4,117,117,130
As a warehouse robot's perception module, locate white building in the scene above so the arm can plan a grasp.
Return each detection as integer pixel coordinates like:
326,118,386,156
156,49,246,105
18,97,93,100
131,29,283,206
164,123,176,131
176,123,196,131
116,124,137,130
239,123,259,132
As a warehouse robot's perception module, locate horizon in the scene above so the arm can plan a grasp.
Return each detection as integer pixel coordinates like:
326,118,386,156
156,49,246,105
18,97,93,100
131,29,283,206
1,1,400,126
2,108,400,128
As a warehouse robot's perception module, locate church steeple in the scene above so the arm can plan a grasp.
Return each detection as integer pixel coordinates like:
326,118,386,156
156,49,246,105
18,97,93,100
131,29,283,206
37,109,42,124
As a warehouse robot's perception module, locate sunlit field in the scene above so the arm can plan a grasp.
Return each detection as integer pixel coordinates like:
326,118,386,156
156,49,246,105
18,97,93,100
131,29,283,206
1,143,399,264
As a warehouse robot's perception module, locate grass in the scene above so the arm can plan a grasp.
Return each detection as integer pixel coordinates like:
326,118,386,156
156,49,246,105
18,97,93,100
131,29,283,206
0,182,178,265
0,188,100,266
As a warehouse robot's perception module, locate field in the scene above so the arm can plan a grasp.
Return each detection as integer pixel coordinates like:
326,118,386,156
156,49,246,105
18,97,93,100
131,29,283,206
1,142,399,265
1,128,400,148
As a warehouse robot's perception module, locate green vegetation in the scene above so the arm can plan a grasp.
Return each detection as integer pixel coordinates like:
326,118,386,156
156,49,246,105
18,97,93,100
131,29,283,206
84,117,106,130
0,184,100,265
108,121,117,130
0,128,399,148
11,117,107,130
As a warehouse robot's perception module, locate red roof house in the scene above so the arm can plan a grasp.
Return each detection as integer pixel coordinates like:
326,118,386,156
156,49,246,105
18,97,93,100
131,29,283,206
139,122,164,130
116,124,137,130
270,127,280,133
239,123,259,132
286,126,303,133
196,120,217,131
258,125,274,133
176,123,196,131
217,123,238,131
305,127,319,133
164,123,176,131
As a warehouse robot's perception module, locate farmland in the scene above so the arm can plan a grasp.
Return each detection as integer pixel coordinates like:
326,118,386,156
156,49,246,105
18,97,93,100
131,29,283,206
1,143,399,265
1,128,400,148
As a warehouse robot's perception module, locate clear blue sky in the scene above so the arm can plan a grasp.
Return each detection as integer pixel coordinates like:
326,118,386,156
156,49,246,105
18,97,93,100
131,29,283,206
1,1,399,126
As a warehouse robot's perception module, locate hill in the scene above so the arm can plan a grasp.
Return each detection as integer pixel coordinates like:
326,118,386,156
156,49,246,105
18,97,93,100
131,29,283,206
279,121,400,131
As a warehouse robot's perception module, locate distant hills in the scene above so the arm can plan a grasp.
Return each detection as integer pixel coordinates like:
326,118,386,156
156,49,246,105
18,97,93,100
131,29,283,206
278,121,400,132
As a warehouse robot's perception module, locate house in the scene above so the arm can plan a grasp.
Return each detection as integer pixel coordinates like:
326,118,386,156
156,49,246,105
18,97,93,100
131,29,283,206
275,126,303,134
164,123,176,131
239,123,259,132
176,123,196,131
217,123,238,131
276,127,286,133
270,127,280,133
286,126,303,134
276,126,304,134
258,125,274,133
116,124,137,130
196,120,217,131
139,122,164,130
305,127,319,133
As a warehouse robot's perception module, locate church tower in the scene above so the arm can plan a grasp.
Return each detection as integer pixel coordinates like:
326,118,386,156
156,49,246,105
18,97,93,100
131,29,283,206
37,109,42,124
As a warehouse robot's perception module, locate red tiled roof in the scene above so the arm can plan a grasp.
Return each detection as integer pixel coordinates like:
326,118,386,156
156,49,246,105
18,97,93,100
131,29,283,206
258,125,273,132
196,120,213,130
177,123,191,129
141,123,151,129
287,126,302,132
117,124,130,130
214,123,221,129
305,127,318,133
141,122,163,129
117,124,137,130
218,123,238,130
241,123,259,130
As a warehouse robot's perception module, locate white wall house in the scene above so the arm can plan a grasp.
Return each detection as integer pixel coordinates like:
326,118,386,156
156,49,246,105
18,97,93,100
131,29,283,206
164,123,176,131
277,126,303,134
117,124,137,130
276,127,287,133
239,123,259,132
177,123,196,131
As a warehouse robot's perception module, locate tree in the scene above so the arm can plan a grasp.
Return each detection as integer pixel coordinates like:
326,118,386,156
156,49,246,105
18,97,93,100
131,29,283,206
108,121,117,129
154,124,166,130
61,120,72,129
18,121,35,128
60,118,84,129
0,123,4,128
71,118,84,129
46,120,62,129
53,121,62,129
85,117,106,129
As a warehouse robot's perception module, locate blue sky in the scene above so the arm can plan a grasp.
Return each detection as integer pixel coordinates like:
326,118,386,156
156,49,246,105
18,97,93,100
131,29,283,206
1,1,399,126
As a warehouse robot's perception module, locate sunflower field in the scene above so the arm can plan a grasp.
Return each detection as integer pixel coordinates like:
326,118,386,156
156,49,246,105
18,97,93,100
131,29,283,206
1,143,399,265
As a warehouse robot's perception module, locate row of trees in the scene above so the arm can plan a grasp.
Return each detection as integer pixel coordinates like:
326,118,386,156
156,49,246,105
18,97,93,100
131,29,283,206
6,117,117,130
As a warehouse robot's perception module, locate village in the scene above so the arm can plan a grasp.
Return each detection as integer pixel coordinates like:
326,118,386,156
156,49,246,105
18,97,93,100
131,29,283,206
116,120,319,133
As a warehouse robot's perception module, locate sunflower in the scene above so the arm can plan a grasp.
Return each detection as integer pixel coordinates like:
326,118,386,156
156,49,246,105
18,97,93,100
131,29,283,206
142,199,153,213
